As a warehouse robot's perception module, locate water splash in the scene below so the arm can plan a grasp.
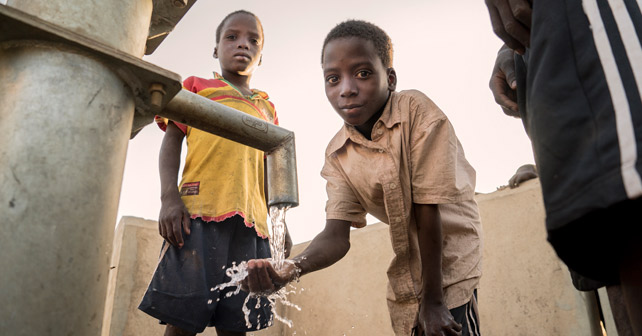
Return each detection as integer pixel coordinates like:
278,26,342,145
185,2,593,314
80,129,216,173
213,204,301,329
269,205,288,269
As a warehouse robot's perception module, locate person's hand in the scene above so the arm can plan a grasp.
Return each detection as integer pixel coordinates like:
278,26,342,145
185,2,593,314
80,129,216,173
416,301,462,336
490,45,520,118
284,229,293,258
241,259,298,294
484,0,532,54
508,164,538,188
158,195,191,248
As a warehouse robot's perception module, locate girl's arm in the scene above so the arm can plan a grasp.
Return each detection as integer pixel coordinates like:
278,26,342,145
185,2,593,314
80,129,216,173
158,122,191,248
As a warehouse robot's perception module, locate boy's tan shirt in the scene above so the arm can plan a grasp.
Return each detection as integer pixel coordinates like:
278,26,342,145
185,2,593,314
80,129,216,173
322,90,483,335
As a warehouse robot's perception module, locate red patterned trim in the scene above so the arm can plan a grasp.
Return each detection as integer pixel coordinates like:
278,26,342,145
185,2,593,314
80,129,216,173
154,116,188,134
185,76,227,90
191,211,268,239
211,95,271,122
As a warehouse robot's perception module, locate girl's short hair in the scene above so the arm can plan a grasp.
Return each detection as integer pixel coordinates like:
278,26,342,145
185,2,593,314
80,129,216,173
215,10,264,45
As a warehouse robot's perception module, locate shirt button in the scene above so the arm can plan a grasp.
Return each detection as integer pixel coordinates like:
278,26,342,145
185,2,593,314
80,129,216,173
377,129,383,135
395,218,402,223
378,149,384,153
389,183,397,189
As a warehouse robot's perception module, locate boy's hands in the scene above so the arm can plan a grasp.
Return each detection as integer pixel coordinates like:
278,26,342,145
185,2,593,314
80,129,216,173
416,301,462,336
490,45,520,118
240,219,351,295
241,259,298,294
158,195,191,248
484,0,532,54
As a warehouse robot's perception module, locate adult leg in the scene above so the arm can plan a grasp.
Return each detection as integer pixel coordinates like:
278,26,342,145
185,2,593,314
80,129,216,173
612,197,642,336
215,327,245,336
606,285,634,336
619,246,642,336
165,324,196,336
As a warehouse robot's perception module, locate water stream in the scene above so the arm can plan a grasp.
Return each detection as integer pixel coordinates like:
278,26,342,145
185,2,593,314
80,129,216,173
213,204,301,329
269,205,288,270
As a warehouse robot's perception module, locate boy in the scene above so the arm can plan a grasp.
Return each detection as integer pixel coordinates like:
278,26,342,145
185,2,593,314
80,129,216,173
243,20,482,336
138,10,290,336
486,1,642,334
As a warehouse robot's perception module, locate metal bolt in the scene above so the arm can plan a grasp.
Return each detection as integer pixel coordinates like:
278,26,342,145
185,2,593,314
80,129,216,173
149,83,166,109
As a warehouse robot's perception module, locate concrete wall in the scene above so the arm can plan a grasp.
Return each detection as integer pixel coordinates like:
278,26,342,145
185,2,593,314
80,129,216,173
474,180,603,336
104,179,609,336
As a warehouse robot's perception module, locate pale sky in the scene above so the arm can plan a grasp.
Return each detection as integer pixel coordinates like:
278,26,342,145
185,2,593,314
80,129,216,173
117,0,535,244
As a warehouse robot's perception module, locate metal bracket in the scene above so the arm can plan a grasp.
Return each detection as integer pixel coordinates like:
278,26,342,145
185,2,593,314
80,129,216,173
0,5,183,138
146,0,197,55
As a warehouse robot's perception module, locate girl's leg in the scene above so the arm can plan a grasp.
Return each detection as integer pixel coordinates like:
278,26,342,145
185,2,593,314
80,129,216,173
165,324,196,336
215,327,246,336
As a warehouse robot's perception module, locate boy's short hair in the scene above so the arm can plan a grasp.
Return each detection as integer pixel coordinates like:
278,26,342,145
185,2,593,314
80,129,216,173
215,10,264,45
321,20,393,68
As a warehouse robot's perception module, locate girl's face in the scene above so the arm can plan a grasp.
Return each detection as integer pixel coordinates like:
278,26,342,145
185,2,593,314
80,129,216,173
214,13,263,76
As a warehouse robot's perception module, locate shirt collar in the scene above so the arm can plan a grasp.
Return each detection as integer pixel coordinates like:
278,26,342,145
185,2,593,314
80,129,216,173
326,91,400,155
212,72,270,100
378,91,400,128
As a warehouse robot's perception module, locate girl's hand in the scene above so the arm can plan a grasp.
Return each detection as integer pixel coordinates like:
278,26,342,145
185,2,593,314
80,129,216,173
158,195,191,248
284,229,293,258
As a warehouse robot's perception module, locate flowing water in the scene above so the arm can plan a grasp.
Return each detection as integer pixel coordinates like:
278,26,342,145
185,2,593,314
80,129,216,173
213,204,301,329
269,205,288,270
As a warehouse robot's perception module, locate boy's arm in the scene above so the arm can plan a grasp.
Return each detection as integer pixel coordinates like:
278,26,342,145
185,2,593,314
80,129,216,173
292,219,351,276
242,219,352,293
414,203,462,336
158,122,191,248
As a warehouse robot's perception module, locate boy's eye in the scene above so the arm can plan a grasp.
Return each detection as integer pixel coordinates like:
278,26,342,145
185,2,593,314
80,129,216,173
356,70,371,78
326,75,339,84
226,35,236,40
251,38,260,45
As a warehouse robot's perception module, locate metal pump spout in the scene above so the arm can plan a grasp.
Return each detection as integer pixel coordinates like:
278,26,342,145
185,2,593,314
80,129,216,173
266,136,298,208
157,89,299,208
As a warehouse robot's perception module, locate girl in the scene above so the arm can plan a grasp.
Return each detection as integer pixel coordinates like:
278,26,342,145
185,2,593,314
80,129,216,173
138,10,290,336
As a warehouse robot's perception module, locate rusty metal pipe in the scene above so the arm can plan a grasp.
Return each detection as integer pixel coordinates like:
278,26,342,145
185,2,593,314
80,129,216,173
266,137,299,207
157,89,299,207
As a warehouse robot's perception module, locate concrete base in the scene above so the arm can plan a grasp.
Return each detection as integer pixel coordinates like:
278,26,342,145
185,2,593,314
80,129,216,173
475,180,603,336
102,217,165,336
104,179,611,335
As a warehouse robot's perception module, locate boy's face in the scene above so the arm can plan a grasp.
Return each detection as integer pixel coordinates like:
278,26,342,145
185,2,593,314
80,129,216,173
214,13,263,76
322,37,396,130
